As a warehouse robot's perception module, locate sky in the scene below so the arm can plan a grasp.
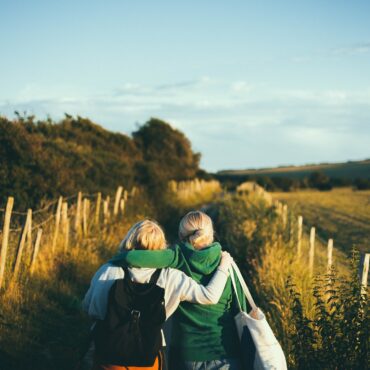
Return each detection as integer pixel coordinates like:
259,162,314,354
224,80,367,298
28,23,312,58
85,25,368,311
1,0,369,171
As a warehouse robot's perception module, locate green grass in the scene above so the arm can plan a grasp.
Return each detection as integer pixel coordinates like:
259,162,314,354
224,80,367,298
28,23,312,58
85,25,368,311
273,188,370,253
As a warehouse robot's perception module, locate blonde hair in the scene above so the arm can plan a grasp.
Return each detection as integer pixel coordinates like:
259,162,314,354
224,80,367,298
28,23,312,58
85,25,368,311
179,211,214,249
118,220,167,252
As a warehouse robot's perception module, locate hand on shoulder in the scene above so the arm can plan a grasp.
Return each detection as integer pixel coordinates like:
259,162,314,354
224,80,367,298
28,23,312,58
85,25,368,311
219,251,233,272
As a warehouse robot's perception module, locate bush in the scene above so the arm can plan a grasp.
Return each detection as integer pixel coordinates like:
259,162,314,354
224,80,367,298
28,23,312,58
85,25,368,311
354,178,370,190
287,251,368,369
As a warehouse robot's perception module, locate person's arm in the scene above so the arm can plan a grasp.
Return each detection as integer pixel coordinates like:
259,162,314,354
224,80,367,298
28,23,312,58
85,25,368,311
162,251,233,309
109,245,180,268
82,263,124,320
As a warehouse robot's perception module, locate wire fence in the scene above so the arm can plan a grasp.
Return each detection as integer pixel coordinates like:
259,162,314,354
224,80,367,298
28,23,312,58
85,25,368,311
0,186,137,290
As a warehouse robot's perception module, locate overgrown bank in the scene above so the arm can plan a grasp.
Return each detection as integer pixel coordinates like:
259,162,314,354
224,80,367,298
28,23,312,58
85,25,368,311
0,195,151,370
0,183,367,370
0,181,220,370
211,193,368,370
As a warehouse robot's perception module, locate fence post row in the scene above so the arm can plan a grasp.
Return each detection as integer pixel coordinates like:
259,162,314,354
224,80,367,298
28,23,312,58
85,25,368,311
0,197,14,289
0,186,129,286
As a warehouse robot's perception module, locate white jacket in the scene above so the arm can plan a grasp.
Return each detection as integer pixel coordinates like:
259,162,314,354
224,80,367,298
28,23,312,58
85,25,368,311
82,263,229,321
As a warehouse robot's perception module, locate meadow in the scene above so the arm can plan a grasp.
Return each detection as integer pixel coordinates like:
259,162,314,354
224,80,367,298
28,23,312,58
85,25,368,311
0,180,368,370
273,187,370,253
218,159,370,179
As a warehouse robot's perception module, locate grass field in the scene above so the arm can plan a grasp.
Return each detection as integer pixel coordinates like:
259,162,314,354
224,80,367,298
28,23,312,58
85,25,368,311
273,187,370,254
218,158,370,179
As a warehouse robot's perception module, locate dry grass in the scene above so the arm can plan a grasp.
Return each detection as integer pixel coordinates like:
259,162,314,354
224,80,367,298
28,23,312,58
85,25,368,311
273,187,370,253
168,179,222,206
0,194,144,370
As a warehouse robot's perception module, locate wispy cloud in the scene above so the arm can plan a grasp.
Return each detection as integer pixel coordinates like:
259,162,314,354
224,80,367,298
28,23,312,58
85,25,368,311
332,42,370,56
1,79,369,170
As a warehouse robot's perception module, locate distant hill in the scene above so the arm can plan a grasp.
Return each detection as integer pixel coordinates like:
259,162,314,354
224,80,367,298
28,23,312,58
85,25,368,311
218,159,370,180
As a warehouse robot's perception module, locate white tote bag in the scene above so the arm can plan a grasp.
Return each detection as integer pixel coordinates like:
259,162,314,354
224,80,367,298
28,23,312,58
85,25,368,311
229,261,287,370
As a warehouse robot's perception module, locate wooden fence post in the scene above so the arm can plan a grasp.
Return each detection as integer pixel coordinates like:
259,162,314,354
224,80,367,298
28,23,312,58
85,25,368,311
13,209,32,278
30,228,43,274
95,192,101,225
114,186,123,217
61,202,69,251
103,196,110,225
27,208,33,251
131,187,137,197
75,192,82,234
64,220,70,252
120,199,125,214
123,190,128,201
0,197,14,289
52,196,63,252
327,239,333,271
82,198,90,236
282,204,288,229
297,216,303,258
361,253,369,293
309,227,316,277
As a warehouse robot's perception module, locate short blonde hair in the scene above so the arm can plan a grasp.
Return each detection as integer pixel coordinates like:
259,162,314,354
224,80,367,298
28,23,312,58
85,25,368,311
118,220,167,251
179,211,214,249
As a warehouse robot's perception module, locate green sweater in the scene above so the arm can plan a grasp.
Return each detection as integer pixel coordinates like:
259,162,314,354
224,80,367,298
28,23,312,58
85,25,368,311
110,242,247,361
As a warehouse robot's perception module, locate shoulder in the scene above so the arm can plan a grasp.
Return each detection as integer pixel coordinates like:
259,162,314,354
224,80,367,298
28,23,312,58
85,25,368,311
157,267,188,288
92,263,125,282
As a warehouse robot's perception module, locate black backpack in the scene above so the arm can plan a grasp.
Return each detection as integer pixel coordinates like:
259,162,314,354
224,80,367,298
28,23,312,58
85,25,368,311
93,268,166,367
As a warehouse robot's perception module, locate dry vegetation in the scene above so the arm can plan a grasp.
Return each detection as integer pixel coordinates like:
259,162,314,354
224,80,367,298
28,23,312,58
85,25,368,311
273,188,370,253
213,188,368,369
0,180,222,370
0,180,367,370
0,188,144,369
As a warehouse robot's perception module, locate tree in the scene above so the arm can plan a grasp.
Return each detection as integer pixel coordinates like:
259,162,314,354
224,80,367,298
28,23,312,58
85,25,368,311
309,171,333,191
133,118,201,188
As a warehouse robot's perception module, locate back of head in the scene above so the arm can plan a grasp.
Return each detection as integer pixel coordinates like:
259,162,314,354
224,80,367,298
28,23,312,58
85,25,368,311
118,220,166,251
179,211,214,249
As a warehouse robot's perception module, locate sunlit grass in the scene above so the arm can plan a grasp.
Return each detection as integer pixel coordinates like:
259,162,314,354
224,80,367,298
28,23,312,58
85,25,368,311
273,187,370,253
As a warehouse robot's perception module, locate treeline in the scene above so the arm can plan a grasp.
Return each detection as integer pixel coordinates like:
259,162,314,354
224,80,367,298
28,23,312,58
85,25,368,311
216,171,370,192
0,114,202,209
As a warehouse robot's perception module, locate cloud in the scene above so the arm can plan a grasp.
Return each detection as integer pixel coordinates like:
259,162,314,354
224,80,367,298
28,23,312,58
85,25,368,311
1,79,369,171
332,42,370,56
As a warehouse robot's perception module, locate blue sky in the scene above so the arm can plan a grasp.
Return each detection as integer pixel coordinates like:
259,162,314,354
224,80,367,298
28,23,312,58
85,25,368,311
1,0,369,171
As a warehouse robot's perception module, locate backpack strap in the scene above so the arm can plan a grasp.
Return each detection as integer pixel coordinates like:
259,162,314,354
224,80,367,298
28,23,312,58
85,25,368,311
149,269,161,284
123,267,161,285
